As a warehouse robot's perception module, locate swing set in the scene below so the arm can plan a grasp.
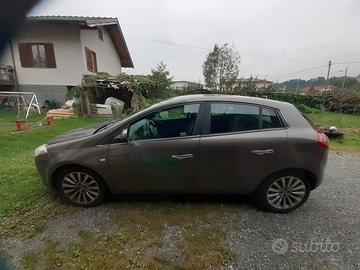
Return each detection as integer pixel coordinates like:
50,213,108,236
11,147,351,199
0,91,41,119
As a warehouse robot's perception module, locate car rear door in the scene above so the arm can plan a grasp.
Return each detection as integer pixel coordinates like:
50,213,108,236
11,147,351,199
195,102,288,194
107,103,203,193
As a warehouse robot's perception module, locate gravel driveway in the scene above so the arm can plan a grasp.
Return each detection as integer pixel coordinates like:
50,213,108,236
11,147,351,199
2,152,360,269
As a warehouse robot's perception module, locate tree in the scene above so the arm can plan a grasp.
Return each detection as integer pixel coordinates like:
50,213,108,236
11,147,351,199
149,61,173,98
136,61,173,99
203,44,240,91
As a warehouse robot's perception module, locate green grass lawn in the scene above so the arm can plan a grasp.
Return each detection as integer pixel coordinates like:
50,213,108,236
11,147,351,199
307,111,360,128
0,113,106,217
307,111,360,152
0,110,359,268
0,110,359,240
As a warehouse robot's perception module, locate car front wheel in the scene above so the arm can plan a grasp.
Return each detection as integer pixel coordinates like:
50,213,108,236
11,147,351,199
255,172,311,213
56,167,106,207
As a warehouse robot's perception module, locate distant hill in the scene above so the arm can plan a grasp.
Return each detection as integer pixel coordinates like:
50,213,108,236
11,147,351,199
276,75,360,92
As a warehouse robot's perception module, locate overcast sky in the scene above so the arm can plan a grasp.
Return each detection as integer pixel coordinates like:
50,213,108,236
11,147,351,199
30,0,360,82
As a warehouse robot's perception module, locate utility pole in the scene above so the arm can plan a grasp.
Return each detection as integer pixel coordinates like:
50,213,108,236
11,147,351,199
326,60,332,81
295,79,300,94
341,67,348,90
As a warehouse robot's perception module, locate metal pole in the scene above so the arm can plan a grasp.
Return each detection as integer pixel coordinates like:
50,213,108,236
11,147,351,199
341,67,348,90
9,41,19,91
326,60,332,81
295,79,300,94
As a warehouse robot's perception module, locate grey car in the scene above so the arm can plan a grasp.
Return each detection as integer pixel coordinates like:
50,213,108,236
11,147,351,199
35,95,329,213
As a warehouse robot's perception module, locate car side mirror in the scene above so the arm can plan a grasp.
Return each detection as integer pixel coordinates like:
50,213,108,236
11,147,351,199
114,128,128,143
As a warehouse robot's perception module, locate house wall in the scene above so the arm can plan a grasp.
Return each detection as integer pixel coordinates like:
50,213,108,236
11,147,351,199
80,27,122,75
0,23,124,103
171,81,190,90
0,45,13,66
9,23,84,86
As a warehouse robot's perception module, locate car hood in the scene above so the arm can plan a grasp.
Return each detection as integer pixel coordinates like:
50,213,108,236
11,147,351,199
47,123,105,145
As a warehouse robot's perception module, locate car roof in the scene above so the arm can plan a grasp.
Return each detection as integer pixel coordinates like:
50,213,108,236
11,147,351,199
153,94,292,109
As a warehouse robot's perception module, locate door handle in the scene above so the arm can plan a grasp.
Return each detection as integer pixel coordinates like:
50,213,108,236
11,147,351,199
251,149,274,155
171,154,194,160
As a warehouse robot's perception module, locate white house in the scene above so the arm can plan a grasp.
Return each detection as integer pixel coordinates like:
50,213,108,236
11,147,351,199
299,84,336,95
237,78,273,89
171,81,202,91
0,16,133,103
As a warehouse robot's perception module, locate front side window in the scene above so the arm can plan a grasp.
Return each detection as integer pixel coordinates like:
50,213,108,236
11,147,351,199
261,108,282,129
128,104,200,141
210,103,260,134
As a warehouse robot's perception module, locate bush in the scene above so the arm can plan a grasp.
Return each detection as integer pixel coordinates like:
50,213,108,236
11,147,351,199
42,99,62,110
188,90,360,115
296,104,312,114
323,90,360,114
207,91,326,111
66,86,81,100
296,104,321,114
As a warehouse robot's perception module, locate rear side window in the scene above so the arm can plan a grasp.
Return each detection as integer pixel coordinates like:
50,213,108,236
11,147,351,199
301,113,317,130
210,103,260,134
261,108,282,129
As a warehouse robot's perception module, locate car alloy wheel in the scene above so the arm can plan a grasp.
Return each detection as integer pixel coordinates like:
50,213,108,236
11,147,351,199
266,176,307,210
61,172,100,205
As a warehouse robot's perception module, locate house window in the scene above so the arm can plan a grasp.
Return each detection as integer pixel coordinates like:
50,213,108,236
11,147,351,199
85,47,98,73
18,43,56,68
98,29,103,41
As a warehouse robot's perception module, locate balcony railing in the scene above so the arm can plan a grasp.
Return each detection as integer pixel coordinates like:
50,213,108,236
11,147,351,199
0,65,15,86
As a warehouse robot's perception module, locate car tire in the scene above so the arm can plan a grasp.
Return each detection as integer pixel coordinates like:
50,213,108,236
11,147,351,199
255,171,311,213
55,166,107,207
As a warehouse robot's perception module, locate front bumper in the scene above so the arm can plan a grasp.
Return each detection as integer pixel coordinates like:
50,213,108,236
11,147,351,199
34,153,53,189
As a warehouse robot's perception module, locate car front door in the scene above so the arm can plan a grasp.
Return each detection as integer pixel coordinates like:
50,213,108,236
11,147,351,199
195,102,288,194
107,103,202,193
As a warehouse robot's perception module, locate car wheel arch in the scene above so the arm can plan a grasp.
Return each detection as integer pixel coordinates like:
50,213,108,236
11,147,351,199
51,164,110,193
257,168,318,191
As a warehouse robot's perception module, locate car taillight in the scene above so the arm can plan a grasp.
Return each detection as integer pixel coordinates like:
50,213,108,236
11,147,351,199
316,132,329,148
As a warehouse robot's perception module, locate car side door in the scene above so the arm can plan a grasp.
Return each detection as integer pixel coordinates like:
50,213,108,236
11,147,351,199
107,103,203,193
195,102,288,194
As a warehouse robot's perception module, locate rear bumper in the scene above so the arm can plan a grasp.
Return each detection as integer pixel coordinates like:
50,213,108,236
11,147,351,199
313,148,329,189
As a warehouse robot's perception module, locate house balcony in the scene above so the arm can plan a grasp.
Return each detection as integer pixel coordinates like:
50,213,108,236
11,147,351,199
0,65,15,86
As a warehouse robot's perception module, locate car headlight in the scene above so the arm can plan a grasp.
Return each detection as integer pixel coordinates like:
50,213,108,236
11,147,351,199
34,144,48,157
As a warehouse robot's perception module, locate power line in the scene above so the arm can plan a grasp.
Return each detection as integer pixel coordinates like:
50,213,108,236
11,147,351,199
126,34,324,63
126,34,360,80
126,35,210,50
273,61,360,80
332,61,360,65
273,64,328,78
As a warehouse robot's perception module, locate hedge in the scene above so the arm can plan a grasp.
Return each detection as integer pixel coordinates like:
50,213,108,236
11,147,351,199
189,90,359,115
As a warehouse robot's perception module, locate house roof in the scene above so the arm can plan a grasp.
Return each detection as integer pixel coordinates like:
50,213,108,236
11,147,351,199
26,16,134,68
300,84,335,93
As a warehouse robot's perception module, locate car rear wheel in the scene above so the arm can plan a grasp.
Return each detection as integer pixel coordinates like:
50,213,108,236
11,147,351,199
255,172,311,213
56,167,106,207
